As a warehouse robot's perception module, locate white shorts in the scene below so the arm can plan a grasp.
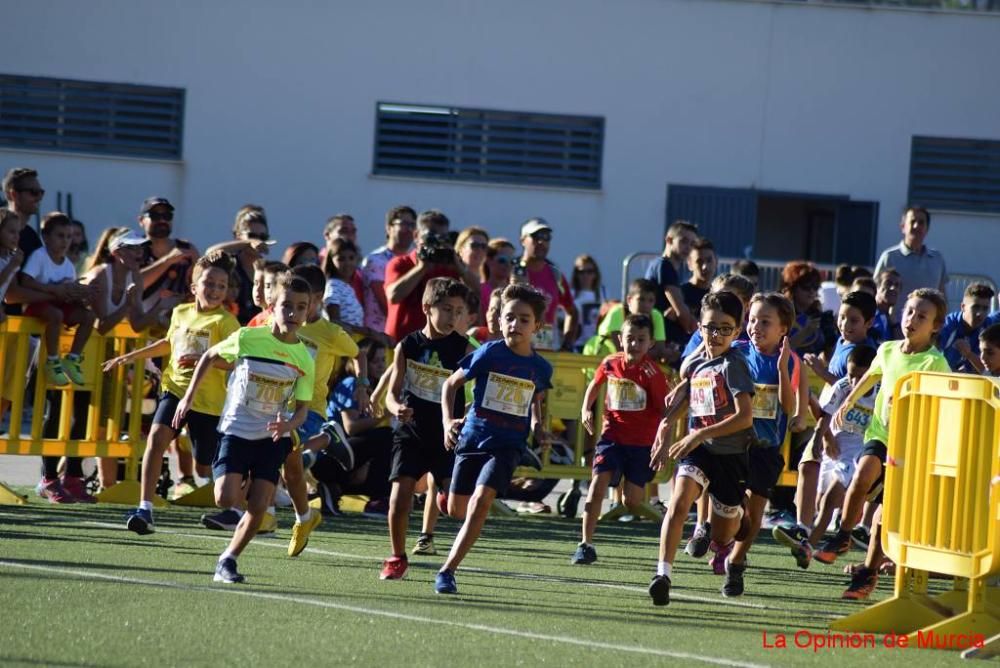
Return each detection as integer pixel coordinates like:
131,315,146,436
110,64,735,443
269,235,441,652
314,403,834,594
819,456,855,492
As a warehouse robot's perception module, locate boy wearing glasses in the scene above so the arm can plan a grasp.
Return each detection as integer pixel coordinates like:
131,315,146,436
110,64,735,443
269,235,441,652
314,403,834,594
648,291,756,606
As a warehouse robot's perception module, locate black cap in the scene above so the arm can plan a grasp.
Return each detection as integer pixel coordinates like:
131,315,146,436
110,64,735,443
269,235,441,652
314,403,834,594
140,197,174,215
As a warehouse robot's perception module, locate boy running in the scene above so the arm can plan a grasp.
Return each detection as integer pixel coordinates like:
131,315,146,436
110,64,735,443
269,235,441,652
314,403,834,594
435,284,553,594
574,313,668,564
381,278,473,580
648,291,756,606
174,273,315,583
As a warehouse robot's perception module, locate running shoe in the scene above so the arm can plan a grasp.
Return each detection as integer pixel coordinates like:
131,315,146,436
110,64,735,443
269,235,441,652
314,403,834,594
722,560,746,597
815,530,852,564
201,509,243,531
38,477,75,504
171,477,197,500
435,569,458,594
63,355,85,385
648,575,671,606
362,497,390,519
320,422,355,471
772,525,812,569
214,557,245,584
315,480,343,517
851,525,871,551
571,543,597,565
44,358,69,386
288,510,322,557
842,567,878,600
126,508,155,535
436,490,449,516
709,540,734,575
61,475,97,503
617,513,637,523
684,522,711,558
412,533,436,556
379,555,408,580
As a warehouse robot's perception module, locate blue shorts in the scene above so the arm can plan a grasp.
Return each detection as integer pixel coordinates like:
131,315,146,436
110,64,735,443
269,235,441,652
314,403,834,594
450,449,522,496
294,410,326,447
592,440,655,487
152,393,221,467
212,433,292,485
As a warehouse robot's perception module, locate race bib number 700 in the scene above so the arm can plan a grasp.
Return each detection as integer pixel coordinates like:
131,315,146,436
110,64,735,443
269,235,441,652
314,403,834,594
482,372,535,417
607,377,646,411
245,373,292,415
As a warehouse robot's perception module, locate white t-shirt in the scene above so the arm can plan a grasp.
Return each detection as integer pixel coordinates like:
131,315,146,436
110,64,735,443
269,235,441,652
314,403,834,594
0,252,18,303
361,245,395,331
23,248,76,286
323,277,365,327
573,286,606,350
819,376,876,464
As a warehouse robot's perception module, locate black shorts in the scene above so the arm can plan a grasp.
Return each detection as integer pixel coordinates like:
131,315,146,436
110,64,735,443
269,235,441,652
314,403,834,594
389,424,454,483
450,448,522,496
676,447,748,510
593,440,655,487
212,433,292,485
747,447,785,499
860,439,887,504
152,393,222,467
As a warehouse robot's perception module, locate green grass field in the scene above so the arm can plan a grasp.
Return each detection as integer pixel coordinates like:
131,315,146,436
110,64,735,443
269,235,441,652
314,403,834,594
0,499,970,667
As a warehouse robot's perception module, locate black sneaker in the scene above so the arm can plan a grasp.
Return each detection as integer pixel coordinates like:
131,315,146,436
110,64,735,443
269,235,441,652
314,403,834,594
571,543,597,565
213,557,245,584
320,422,355,471
201,509,243,531
684,522,711,558
722,560,746,597
126,508,155,535
648,575,671,606
851,525,871,551
815,530,852,564
771,524,808,548
316,480,344,517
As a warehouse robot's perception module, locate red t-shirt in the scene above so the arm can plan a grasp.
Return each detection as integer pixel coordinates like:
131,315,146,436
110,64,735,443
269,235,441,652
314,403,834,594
383,251,460,342
593,352,669,446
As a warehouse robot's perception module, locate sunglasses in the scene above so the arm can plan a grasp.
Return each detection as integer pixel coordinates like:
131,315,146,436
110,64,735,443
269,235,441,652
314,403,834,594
494,256,513,266
468,241,488,251
147,211,173,222
576,268,596,275
701,323,736,337
391,220,417,229
16,187,45,198
248,232,270,242
531,232,552,242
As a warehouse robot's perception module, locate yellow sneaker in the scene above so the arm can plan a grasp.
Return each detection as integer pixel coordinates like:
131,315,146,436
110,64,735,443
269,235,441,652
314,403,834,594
257,511,278,535
288,510,322,557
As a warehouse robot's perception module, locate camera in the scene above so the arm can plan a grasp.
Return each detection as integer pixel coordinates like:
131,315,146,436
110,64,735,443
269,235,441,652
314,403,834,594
417,233,455,264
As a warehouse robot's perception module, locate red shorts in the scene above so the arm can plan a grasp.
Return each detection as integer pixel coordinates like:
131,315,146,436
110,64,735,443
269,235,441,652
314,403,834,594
24,300,78,321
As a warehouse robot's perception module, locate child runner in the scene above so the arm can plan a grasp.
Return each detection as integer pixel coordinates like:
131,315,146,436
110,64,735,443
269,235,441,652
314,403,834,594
816,289,950,599
722,292,800,597
648,291,756,606
434,283,553,594
381,277,472,580
938,282,995,374
247,261,288,327
174,273,315,583
573,313,668,564
774,345,877,567
106,252,240,534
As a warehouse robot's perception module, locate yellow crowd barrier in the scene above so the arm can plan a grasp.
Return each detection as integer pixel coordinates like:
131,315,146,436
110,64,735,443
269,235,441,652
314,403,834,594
830,371,1000,652
0,316,150,506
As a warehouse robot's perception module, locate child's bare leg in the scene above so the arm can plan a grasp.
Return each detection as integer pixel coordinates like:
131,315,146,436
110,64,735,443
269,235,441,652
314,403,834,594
141,424,176,504
840,456,882,532
729,493,768,564
581,471,613,545
97,457,117,490
442,484,497,572
388,477,415,556
447,492,471,521
421,478,440,535
658,477,704,564
623,480,645,513
696,488,710,525
66,308,95,356
810,482,845,545
862,505,884,569
861,500,876,530
214,473,245,509
281,449,310,517
796,460,820,528
40,305,62,355
225,478,275,558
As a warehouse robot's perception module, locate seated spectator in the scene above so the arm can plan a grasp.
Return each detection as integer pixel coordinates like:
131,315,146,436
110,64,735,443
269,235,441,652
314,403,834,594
850,276,877,297
455,226,489,287
68,219,89,275
480,238,515,321
939,282,996,374
323,238,365,327
82,227,158,334
0,208,24,323
21,212,96,386
206,204,272,324
322,213,364,304
782,261,836,358
571,254,607,351
870,269,902,343
282,242,320,268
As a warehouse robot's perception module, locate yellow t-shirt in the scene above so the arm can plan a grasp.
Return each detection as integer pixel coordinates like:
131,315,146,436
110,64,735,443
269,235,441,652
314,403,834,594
162,303,241,416
297,318,359,415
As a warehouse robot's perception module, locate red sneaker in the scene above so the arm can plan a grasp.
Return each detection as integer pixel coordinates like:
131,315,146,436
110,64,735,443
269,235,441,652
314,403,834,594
39,478,75,504
436,490,449,517
61,476,97,503
379,555,409,580
842,567,878,600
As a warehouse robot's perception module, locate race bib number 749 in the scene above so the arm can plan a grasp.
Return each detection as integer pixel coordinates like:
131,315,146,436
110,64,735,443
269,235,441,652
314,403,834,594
482,372,535,417
690,376,717,418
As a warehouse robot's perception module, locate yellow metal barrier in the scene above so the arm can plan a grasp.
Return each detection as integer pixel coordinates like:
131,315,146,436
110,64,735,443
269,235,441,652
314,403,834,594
0,316,150,506
830,371,1000,648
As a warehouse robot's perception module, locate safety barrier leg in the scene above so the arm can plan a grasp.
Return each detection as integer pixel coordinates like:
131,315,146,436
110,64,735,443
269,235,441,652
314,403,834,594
962,632,1000,659
904,576,1000,645
171,484,217,507
0,481,27,505
830,565,950,634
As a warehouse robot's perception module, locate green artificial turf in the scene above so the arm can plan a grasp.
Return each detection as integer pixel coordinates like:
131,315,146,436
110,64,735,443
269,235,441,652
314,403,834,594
0,500,973,667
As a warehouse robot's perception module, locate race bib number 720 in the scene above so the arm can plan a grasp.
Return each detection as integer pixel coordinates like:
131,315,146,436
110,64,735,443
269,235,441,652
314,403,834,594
482,372,535,417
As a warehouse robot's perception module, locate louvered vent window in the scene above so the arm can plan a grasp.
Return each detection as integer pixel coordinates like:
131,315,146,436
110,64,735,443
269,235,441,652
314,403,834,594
909,136,1000,214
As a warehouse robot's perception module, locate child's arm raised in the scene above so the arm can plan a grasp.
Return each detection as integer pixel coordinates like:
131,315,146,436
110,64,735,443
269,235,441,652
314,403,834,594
778,337,796,416
383,342,412,423
171,348,232,429
441,368,468,450
102,337,170,372
831,370,881,431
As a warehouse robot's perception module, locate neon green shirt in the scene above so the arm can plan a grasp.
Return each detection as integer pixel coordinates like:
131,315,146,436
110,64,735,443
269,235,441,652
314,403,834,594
865,340,950,444
597,304,666,341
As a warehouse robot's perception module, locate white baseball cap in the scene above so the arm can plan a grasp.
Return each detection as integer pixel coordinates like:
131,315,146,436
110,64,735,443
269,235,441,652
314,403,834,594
520,218,552,238
109,229,148,252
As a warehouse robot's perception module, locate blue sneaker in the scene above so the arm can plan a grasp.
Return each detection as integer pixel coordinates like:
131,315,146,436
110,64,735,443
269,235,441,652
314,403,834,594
435,569,458,594
214,557,245,584
126,508,155,535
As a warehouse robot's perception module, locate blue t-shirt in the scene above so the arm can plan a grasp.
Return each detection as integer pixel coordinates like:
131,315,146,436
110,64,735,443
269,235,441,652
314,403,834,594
644,256,680,313
732,341,798,448
828,336,875,380
456,340,553,453
326,376,359,425
939,310,990,373
869,311,895,344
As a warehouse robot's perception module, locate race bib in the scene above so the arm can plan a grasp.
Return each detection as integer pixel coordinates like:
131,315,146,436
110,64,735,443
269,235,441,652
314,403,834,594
690,376,716,418
173,329,210,359
532,325,557,351
245,372,293,415
607,377,646,412
844,405,873,435
482,372,535,417
405,360,451,403
752,383,778,420
881,394,893,427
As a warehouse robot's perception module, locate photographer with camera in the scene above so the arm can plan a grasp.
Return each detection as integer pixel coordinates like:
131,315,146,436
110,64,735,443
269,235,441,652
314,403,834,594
383,209,478,342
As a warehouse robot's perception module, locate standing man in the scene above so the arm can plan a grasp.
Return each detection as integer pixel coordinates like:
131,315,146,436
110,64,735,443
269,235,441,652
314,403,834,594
514,218,578,351
136,197,200,330
873,206,947,300
362,205,416,335
384,210,476,342
645,220,698,339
